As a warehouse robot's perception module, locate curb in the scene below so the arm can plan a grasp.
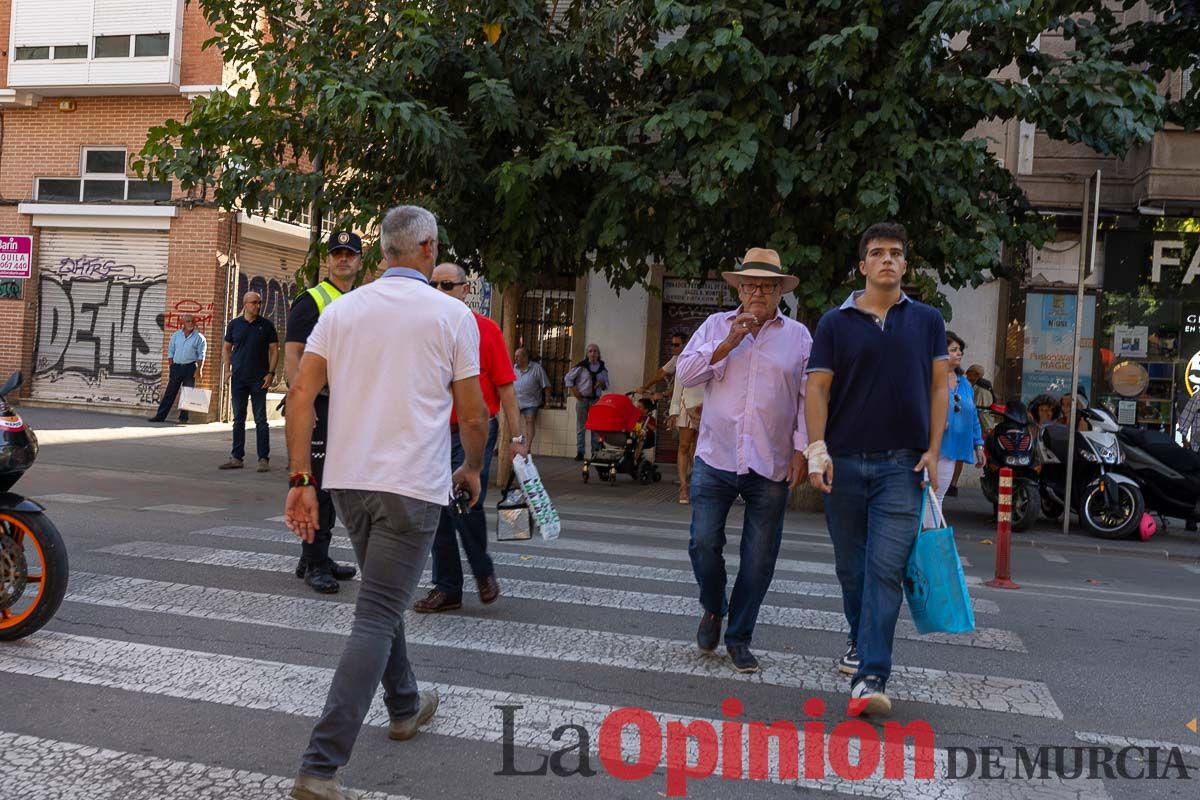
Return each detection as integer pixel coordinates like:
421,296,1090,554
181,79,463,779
953,529,1200,563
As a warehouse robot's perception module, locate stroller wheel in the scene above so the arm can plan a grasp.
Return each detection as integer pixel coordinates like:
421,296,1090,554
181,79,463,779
652,470,662,483
582,466,590,483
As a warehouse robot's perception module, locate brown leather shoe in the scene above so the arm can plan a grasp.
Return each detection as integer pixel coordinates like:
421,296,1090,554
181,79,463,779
218,458,244,470
476,574,500,604
412,588,461,613
388,689,439,741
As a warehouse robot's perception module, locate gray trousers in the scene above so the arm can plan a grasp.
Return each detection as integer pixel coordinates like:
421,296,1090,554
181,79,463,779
300,489,440,778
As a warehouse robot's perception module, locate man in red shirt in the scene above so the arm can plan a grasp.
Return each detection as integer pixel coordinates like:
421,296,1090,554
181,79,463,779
414,263,529,612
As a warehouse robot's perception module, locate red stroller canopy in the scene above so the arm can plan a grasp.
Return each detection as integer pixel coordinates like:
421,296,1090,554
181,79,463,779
585,393,642,432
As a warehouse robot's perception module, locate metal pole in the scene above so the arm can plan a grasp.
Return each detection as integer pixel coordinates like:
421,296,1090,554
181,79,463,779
986,468,1020,589
1062,169,1102,534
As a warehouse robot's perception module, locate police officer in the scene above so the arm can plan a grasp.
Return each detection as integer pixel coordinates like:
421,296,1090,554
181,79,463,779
284,230,362,593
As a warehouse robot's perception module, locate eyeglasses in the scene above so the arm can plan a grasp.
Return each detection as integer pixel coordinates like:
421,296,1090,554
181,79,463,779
433,280,467,291
739,282,779,295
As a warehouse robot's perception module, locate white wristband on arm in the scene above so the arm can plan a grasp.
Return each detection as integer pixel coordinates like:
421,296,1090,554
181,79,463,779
805,440,830,473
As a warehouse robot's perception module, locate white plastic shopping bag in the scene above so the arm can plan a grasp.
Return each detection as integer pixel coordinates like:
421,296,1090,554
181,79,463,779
511,455,561,540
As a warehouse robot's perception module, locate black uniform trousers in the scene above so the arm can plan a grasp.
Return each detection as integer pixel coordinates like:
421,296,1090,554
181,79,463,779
302,393,338,564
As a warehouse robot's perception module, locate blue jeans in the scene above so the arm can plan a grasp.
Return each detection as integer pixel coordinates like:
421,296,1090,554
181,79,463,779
230,379,269,460
430,417,499,598
823,449,923,683
687,457,790,647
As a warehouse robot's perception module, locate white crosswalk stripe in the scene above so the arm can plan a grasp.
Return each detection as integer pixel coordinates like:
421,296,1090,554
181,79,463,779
32,493,113,504
0,730,411,799
139,503,224,515
191,525,1001,613
1039,551,1069,564
91,539,1018,651
0,634,1104,799
64,570,1052,716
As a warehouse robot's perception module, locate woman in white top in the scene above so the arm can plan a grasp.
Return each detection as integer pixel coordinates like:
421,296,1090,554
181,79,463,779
637,333,704,503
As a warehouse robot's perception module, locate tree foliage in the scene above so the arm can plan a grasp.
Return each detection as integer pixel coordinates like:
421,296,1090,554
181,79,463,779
141,1,1198,310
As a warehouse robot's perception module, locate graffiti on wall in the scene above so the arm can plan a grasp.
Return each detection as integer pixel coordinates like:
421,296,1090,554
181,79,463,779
164,298,215,331
237,272,296,341
32,255,168,405
0,280,21,300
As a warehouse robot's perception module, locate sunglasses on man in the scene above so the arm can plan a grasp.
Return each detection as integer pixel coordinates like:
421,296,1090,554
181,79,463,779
433,280,468,291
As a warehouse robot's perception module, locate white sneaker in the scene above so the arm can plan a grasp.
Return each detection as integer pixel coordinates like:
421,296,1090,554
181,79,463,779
849,675,892,717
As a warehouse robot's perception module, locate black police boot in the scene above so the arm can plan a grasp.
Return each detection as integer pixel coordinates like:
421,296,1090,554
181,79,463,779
329,560,356,580
295,557,309,579
304,561,339,594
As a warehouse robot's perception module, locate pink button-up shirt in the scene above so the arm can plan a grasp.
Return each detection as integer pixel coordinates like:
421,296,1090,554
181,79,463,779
676,308,811,482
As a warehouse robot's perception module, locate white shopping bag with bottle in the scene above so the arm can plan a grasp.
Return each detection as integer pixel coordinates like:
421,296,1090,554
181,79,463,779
510,455,561,540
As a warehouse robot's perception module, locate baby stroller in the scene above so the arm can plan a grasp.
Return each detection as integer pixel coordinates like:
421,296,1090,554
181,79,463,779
582,393,663,485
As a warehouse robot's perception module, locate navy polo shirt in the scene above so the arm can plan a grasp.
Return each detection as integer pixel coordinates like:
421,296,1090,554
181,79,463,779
807,291,948,457
224,315,279,383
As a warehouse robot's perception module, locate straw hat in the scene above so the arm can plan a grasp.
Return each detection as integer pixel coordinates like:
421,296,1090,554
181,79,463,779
721,248,799,293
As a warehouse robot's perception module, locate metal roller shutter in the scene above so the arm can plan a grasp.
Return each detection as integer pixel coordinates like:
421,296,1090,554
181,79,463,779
31,228,169,407
235,240,305,390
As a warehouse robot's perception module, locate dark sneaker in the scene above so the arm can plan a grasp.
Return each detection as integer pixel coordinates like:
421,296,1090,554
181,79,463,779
574,452,584,461
412,588,462,613
218,458,244,470
257,458,270,472
837,639,860,675
946,485,959,497
304,562,339,594
727,644,760,674
476,574,500,604
147,416,165,422
696,611,722,653
849,675,892,717
388,689,439,741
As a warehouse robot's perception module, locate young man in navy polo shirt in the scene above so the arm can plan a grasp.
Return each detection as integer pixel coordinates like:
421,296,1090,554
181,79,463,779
804,221,949,716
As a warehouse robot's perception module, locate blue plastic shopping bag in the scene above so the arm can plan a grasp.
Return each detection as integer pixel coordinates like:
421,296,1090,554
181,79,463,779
904,486,976,635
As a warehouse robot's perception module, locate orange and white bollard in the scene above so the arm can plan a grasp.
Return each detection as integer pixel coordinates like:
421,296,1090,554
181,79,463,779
985,467,1020,589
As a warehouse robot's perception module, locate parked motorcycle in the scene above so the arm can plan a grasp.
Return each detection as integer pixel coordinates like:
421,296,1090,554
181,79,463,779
980,400,1041,532
0,371,68,640
1038,406,1145,539
1117,426,1200,531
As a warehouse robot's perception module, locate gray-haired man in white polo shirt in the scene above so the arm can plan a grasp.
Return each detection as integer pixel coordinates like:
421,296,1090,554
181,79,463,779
283,205,490,800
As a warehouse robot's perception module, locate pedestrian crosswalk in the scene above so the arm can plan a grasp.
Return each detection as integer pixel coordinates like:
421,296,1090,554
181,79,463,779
3,509,1122,799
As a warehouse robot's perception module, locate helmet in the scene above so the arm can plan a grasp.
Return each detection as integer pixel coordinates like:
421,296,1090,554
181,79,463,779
1138,513,1157,542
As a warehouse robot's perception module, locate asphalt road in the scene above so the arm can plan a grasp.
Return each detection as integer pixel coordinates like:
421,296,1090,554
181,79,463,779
1,409,1198,800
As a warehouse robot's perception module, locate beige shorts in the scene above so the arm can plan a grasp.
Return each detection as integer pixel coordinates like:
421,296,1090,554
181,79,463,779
677,406,702,430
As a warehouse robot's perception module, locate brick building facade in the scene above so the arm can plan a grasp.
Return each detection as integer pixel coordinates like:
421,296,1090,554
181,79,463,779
0,0,309,419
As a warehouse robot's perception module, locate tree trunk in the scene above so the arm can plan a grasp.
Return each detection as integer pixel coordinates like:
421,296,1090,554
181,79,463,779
495,283,522,489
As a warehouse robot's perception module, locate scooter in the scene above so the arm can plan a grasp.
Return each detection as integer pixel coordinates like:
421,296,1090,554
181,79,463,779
0,371,68,640
1116,426,1200,532
981,401,1041,532
1038,406,1145,539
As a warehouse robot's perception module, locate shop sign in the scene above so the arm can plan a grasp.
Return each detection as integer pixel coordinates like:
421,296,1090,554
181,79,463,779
1021,292,1096,403
1150,240,1200,284
1105,230,1200,296
0,235,32,279
663,278,732,307
1113,324,1148,358
1187,351,1200,397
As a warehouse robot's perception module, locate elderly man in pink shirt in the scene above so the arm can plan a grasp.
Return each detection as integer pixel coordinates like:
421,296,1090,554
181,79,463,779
676,247,811,674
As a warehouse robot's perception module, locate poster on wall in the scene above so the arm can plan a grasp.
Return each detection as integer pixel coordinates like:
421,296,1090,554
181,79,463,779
1022,293,1096,403
1113,324,1148,358
465,273,493,316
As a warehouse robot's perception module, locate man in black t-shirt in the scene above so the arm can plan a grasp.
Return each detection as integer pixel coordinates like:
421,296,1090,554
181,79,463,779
219,291,279,471
284,231,361,593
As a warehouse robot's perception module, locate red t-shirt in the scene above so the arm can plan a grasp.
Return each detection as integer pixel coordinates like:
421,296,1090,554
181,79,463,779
451,311,515,423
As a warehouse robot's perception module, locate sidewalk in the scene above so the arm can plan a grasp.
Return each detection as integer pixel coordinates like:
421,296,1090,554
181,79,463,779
20,405,1200,562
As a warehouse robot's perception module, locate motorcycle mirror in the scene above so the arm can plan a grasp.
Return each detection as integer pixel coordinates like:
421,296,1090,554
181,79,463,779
0,371,22,397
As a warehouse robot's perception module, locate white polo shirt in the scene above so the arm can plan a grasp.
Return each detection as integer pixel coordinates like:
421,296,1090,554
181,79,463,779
305,274,480,505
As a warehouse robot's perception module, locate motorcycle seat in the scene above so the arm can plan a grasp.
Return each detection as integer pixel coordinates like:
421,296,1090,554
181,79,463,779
1042,423,1071,463
1121,428,1200,474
